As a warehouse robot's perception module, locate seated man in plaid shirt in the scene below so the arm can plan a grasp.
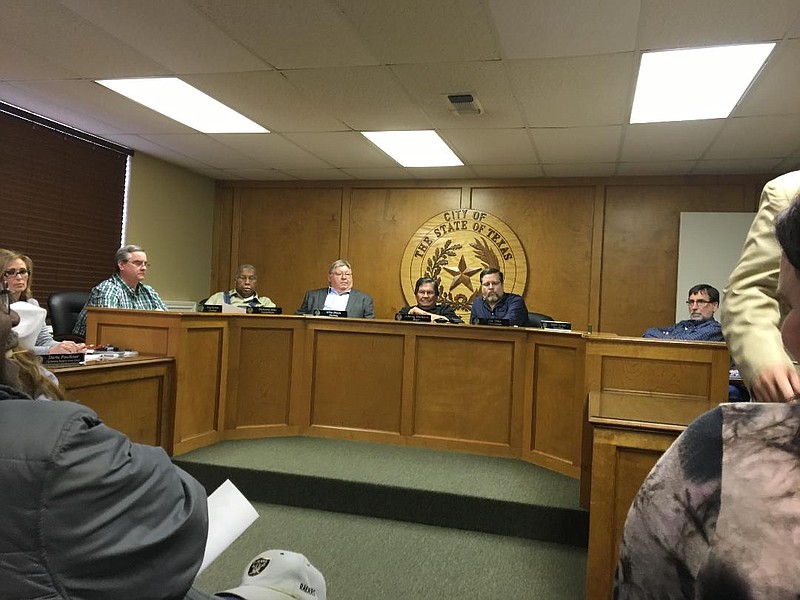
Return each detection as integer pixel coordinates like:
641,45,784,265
642,283,724,342
73,243,167,337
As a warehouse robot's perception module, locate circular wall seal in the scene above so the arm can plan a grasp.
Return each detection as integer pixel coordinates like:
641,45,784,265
400,209,527,320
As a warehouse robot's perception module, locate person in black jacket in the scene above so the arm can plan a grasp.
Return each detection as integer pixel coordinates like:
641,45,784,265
396,277,463,323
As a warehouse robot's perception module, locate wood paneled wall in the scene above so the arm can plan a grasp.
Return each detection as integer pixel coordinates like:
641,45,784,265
213,176,767,336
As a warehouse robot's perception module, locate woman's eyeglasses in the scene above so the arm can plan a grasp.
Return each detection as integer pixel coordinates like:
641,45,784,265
3,268,29,278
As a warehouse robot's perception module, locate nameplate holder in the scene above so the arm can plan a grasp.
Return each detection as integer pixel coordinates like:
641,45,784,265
396,313,431,322
201,304,222,313
475,317,510,327
40,353,84,366
541,320,572,331
247,306,282,315
313,309,348,318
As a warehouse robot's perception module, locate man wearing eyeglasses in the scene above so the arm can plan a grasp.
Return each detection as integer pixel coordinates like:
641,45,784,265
73,244,167,337
642,283,724,342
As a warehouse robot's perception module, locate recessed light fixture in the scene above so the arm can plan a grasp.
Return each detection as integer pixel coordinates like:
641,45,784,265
630,43,775,124
96,77,268,133
361,130,463,167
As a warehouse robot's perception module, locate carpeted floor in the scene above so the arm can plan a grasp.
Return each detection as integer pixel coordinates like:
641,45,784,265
193,501,587,599
180,436,588,599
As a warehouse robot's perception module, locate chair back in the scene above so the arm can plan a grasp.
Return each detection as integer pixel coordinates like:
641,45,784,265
47,291,90,340
528,312,554,328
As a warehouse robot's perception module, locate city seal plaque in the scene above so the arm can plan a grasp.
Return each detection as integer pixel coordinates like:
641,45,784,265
400,209,527,321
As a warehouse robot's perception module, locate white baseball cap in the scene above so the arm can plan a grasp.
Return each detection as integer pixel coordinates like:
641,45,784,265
216,550,326,600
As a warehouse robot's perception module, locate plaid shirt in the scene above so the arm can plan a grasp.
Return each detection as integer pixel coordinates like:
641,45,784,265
642,318,724,342
73,273,167,337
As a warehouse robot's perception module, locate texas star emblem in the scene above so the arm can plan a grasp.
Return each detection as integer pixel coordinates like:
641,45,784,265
401,209,527,321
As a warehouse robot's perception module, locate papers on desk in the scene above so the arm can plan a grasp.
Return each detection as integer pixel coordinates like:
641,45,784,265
83,350,139,363
198,479,259,575
221,303,247,314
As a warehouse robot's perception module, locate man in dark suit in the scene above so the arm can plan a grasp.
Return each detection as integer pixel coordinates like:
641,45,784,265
297,259,375,318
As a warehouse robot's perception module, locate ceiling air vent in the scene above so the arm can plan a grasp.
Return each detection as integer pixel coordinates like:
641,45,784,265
445,93,483,116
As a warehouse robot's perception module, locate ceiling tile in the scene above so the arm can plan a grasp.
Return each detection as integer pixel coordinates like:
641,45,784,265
3,79,192,134
341,167,415,180
734,39,800,117
472,164,545,178
220,168,295,181
693,158,785,175
282,132,397,168
638,0,800,49
0,39,79,80
406,166,479,179
706,115,800,159
534,126,623,164
489,0,641,59
334,0,499,63
391,62,526,129
507,54,636,127
191,0,377,69
139,134,264,169
443,128,537,164
0,0,168,78
183,71,347,133
542,163,616,177
283,66,430,130
207,134,333,170
616,161,698,176
61,0,267,73
621,121,723,162
281,168,355,180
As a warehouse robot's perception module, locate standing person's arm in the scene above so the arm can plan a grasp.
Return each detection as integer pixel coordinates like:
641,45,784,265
722,173,800,402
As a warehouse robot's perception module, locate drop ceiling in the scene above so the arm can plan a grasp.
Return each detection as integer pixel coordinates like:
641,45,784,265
2,0,799,181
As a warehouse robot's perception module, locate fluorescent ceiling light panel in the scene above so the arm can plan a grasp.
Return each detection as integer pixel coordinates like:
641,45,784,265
361,130,463,167
630,43,775,124
96,77,268,133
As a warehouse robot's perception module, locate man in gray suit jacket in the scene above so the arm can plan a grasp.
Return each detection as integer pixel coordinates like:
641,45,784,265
297,259,375,318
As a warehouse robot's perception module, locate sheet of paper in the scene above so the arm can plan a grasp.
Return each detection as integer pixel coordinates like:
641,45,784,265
198,479,259,574
221,303,247,314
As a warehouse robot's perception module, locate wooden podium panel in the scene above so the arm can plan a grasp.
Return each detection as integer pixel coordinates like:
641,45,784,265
55,357,174,451
225,320,303,434
309,327,405,435
413,335,515,446
84,308,731,480
585,423,681,600
174,325,226,452
525,332,586,476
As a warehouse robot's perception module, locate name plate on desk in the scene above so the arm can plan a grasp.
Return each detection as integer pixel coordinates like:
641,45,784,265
200,304,222,313
541,320,572,330
396,313,431,322
312,309,347,318
247,306,282,315
474,317,510,327
40,353,85,366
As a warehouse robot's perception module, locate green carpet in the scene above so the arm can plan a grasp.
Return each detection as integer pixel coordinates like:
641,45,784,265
177,436,581,509
193,501,587,599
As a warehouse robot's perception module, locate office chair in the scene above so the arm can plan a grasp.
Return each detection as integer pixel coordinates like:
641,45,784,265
527,312,554,328
47,291,90,342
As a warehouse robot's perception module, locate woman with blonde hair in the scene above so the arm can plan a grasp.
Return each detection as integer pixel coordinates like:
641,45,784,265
0,248,85,355
0,281,64,400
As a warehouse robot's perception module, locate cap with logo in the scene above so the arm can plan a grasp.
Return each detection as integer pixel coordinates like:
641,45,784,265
216,550,326,600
